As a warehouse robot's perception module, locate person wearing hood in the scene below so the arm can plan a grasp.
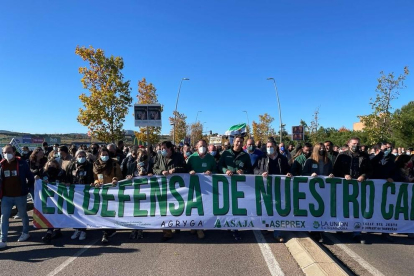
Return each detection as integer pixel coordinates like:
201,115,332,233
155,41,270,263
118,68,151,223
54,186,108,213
0,145,34,249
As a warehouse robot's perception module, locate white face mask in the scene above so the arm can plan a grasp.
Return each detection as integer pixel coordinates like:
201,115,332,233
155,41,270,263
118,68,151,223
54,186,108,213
198,147,206,155
407,152,411,156
4,153,14,161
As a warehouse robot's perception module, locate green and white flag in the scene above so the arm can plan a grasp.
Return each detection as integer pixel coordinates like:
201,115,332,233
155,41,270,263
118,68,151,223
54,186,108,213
225,123,246,145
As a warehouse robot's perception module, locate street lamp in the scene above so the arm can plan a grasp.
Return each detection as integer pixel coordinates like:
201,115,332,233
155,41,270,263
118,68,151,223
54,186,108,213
243,111,250,138
267,77,283,144
173,78,190,145
195,110,202,122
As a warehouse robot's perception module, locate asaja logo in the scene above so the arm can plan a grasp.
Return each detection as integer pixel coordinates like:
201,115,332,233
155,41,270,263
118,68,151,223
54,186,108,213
313,221,320,229
214,219,222,228
354,222,361,229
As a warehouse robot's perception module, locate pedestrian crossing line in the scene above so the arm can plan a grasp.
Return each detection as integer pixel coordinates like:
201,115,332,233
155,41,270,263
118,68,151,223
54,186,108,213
253,230,285,276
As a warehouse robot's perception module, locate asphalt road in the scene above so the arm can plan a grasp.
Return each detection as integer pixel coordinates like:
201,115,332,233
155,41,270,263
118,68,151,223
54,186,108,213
0,211,303,276
320,232,414,276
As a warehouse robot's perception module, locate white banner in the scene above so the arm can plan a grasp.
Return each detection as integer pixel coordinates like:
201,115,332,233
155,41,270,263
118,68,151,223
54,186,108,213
33,175,414,233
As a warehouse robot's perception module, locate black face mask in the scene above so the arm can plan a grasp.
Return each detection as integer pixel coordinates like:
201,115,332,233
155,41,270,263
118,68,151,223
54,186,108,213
351,145,360,153
139,155,148,162
109,152,115,158
47,167,59,176
92,148,98,155
305,152,312,158
319,150,325,156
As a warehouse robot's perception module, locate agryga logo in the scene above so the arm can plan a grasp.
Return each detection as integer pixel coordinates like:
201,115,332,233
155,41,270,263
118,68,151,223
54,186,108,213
354,222,361,229
313,221,320,229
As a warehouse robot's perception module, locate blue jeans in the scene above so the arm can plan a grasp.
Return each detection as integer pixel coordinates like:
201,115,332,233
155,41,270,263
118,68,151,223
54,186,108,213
1,195,30,242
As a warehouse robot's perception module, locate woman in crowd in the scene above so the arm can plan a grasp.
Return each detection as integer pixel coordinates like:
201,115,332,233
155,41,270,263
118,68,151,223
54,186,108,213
125,148,152,239
36,159,67,243
66,150,94,241
92,148,123,244
302,143,334,178
29,147,48,178
301,143,334,243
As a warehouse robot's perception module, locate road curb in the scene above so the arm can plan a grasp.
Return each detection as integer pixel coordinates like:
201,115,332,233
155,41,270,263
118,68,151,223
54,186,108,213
285,232,349,276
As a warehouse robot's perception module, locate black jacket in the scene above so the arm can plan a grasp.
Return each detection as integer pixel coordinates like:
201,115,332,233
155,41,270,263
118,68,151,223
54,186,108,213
120,155,138,178
333,150,373,179
153,152,187,175
254,154,290,175
370,151,395,180
302,158,333,176
65,160,94,185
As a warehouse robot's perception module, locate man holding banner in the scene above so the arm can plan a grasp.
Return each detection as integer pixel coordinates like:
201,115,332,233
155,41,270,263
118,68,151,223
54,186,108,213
187,139,216,239
153,141,187,241
333,137,373,244
254,139,291,242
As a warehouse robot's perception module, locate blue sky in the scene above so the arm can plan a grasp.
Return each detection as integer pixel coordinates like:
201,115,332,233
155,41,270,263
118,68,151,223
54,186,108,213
1,0,413,136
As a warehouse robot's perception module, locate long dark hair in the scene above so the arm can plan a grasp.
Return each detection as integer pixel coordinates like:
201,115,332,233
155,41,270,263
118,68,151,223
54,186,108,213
29,147,44,162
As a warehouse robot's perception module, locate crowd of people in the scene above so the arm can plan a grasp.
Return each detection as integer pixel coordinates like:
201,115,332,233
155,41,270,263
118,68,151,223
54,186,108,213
0,137,413,249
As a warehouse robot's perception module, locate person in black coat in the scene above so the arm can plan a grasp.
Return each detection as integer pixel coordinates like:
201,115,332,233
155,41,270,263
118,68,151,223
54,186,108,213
254,139,291,243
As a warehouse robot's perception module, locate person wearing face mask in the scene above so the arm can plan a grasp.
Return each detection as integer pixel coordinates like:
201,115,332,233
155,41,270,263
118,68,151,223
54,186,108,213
152,141,187,241
208,144,220,164
254,139,291,242
279,142,291,160
186,139,216,239
56,146,73,171
125,149,153,240
290,143,313,176
120,147,138,178
36,160,67,243
92,148,123,244
20,146,31,162
48,143,60,160
244,138,263,168
0,145,35,249
302,143,334,178
65,150,94,242
333,137,373,244
182,143,192,162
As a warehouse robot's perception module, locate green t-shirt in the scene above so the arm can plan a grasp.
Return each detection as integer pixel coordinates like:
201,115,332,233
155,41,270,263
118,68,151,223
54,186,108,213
186,152,217,173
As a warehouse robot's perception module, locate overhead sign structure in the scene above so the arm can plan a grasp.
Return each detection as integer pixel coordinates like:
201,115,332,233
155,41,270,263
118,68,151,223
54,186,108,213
134,104,162,127
292,125,304,141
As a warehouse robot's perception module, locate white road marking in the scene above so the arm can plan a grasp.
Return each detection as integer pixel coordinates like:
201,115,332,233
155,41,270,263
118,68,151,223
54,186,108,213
324,233,385,276
253,230,285,276
46,239,99,276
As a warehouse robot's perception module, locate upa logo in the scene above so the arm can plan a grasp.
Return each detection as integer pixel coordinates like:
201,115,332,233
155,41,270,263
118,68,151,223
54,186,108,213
354,222,362,230
313,221,320,229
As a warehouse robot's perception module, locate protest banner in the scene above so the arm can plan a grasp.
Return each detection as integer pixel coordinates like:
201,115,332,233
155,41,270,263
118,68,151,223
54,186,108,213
34,174,414,233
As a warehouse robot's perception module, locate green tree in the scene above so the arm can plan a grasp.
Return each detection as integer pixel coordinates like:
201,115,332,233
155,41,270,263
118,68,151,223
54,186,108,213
392,101,414,146
252,113,276,143
189,121,203,146
134,78,162,146
76,46,132,143
361,66,409,144
169,111,187,145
